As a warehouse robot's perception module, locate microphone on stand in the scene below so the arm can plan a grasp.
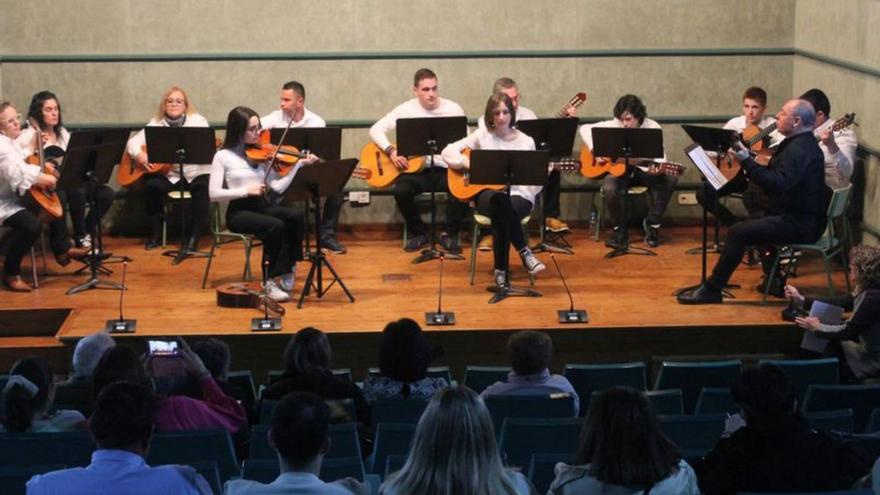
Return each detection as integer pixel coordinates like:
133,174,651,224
426,252,455,325
106,259,136,333
550,253,588,323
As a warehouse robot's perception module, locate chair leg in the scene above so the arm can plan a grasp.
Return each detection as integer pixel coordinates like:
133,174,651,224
40,230,48,275
594,189,604,242
30,247,39,288
840,249,851,293
201,235,218,289
468,222,478,286
762,252,783,304
822,255,835,298
244,240,253,281
524,223,535,286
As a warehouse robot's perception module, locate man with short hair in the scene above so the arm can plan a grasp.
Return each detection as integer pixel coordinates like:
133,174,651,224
261,81,347,254
54,331,116,416
678,99,827,304
799,88,858,189
224,391,368,494
369,68,469,254
27,381,212,494
480,330,579,415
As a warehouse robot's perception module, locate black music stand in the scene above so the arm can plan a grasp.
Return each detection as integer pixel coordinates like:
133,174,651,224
271,127,343,250
470,149,549,304
145,127,217,265
283,159,358,309
517,118,579,254
397,116,468,264
60,143,129,295
591,127,664,258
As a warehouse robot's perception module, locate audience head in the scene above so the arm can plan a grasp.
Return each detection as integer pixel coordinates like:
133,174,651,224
613,94,647,128
732,363,797,423
577,387,680,487
2,356,52,433
190,338,231,381
269,391,330,470
89,381,156,455
92,345,149,399
384,385,520,495
848,245,880,293
72,332,116,379
283,327,331,375
507,330,552,376
378,318,432,383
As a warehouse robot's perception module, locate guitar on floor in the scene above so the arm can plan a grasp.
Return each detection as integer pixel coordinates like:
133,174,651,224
354,143,424,188
579,145,685,178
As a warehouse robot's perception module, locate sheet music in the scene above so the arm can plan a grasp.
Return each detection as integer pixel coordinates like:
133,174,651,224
799,300,845,353
684,143,729,191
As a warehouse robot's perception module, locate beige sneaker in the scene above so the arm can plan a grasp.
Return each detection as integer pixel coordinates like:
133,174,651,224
545,217,570,233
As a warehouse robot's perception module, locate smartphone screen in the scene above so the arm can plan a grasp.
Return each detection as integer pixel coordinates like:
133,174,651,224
148,339,179,356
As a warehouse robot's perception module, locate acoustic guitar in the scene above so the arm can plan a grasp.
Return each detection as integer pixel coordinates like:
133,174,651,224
579,145,685,179
447,149,580,200
117,144,174,187
354,142,424,188
24,119,63,218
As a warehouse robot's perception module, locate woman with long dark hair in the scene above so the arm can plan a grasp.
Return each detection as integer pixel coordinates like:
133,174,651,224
1,356,86,432
549,387,698,494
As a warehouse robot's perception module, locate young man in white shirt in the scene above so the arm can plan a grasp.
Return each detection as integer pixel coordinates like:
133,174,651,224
799,88,857,190
261,81,346,254
369,68,469,253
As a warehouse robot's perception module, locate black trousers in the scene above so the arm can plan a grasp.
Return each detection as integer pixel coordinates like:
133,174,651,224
144,174,210,239
708,215,825,289
476,191,532,271
226,196,304,279
318,193,343,239
602,169,678,229
542,169,562,218
2,210,41,277
63,184,114,240
394,168,468,236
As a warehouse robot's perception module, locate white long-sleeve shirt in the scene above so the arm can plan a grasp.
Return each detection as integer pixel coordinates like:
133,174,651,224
125,113,211,184
476,105,538,132
369,97,465,169
579,117,667,163
208,148,299,203
441,128,542,206
0,135,41,223
16,126,71,156
813,119,857,189
260,108,326,130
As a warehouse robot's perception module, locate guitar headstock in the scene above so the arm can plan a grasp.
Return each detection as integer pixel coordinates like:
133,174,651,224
832,113,857,132
569,92,587,109
550,157,581,173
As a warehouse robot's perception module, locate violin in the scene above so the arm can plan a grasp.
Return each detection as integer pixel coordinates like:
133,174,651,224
246,130,310,176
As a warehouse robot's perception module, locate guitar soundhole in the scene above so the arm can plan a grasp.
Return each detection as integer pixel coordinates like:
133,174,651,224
375,151,384,177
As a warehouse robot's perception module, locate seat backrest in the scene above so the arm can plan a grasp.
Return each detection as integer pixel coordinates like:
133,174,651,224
0,464,66,495
759,358,839,404
368,367,452,384
484,394,576,435
146,428,239,483
0,431,94,468
866,408,880,433
527,453,575,495
226,370,257,412
463,366,511,394
802,384,880,433
370,423,416,475
564,362,647,414
498,417,582,470
259,399,278,425
370,398,428,430
694,387,738,415
804,409,854,433
187,461,222,495
644,389,684,415
654,360,742,413
320,456,366,482
658,414,726,454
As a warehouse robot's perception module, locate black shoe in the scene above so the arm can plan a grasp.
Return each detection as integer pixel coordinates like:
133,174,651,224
757,276,785,298
604,228,625,249
321,236,347,254
404,234,428,252
677,283,723,304
439,232,461,254
183,236,199,252
643,219,660,247
144,237,162,250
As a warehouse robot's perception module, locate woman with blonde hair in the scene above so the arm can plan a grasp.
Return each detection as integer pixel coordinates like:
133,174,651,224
380,385,534,495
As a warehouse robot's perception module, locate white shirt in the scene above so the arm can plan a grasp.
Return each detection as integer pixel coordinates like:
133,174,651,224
579,117,667,162
125,113,211,184
812,119,857,189
260,108,326,130
441,127,542,205
209,148,299,202
369,97,466,169
476,105,538,132
16,126,71,156
0,134,41,223
224,472,367,495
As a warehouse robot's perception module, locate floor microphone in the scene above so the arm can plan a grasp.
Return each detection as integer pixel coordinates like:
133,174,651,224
106,259,136,333
426,252,455,325
550,253,589,323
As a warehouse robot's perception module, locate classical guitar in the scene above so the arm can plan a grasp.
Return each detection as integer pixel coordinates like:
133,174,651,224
579,145,685,178
448,150,581,200
354,142,424,188
117,144,174,187
24,119,63,218
555,92,588,117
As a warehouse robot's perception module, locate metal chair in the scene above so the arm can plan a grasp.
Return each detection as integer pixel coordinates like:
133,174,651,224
468,212,532,286
201,202,262,289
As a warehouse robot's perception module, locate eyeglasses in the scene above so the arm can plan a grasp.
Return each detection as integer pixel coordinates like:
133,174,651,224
165,99,186,105
2,113,22,126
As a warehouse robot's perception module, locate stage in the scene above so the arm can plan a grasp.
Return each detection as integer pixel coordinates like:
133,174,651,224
0,226,847,379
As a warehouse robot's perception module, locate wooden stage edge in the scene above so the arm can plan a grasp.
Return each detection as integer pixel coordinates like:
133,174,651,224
0,226,847,377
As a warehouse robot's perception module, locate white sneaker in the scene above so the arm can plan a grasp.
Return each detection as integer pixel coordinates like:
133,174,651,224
263,279,290,302
279,272,295,292
78,234,92,249
520,249,546,275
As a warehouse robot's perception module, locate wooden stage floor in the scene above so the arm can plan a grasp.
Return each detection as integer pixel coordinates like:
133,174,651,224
1,226,848,343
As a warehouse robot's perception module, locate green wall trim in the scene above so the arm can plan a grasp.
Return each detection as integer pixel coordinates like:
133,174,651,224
0,47,793,64
862,223,880,240
795,49,880,79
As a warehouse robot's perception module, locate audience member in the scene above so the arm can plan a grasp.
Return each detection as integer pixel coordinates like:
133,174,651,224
481,330,579,415
1,356,85,433
26,381,212,494
363,319,447,402
54,331,115,417
788,244,880,380
263,327,371,428
191,337,231,383
549,387,698,495
224,391,368,494
692,363,870,494
380,386,534,495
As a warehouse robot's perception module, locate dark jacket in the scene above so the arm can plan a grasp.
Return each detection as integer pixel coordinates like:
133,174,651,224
262,368,371,427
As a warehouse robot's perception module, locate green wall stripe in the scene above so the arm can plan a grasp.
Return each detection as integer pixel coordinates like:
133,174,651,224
862,223,880,240
795,49,880,79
